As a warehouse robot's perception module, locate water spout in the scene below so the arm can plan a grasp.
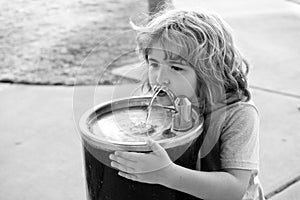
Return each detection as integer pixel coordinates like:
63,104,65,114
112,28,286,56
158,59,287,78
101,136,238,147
146,85,193,132
146,85,177,122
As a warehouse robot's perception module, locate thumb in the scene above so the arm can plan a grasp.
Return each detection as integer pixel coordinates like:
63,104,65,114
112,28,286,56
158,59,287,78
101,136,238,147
147,139,164,152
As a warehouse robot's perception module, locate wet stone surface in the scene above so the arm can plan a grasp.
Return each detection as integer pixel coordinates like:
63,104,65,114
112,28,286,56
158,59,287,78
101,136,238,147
0,0,147,85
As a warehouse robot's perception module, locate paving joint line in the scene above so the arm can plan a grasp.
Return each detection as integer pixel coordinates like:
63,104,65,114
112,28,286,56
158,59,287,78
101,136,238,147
286,0,300,5
2,80,300,100
250,85,300,99
0,80,75,86
265,174,300,199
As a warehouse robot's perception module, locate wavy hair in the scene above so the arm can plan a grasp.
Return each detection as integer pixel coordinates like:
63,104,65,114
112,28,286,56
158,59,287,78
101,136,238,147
131,8,251,113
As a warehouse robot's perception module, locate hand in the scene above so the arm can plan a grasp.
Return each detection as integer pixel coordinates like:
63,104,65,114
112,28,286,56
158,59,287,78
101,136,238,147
109,139,174,184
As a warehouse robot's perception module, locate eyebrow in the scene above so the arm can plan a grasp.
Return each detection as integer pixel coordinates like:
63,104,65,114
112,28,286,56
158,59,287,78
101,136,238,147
148,58,187,66
148,58,158,63
170,59,187,65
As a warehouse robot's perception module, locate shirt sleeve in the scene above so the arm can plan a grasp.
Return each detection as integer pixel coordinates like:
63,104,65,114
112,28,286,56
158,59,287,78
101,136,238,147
220,104,260,170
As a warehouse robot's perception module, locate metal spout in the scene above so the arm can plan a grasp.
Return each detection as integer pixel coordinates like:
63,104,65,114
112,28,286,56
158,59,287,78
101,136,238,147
152,85,193,132
172,96,193,132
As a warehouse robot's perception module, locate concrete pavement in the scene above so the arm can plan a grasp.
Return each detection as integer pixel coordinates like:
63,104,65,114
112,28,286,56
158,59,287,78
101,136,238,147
1,0,300,199
0,84,141,200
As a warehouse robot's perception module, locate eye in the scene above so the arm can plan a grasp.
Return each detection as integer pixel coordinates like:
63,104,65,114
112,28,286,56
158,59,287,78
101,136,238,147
149,62,159,68
171,66,183,71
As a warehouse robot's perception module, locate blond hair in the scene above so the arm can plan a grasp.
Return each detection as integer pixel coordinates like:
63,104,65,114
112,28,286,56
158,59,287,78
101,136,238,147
132,8,250,113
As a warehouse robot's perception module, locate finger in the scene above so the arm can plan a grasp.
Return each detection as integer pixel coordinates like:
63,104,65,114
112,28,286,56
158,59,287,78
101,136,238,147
110,161,135,174
118,172,138,182
146,139,164,152
115,151,145,162
109,154,136,168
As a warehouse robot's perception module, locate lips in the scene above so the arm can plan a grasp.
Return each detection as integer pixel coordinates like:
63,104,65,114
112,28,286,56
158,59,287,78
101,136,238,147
157,90,167,97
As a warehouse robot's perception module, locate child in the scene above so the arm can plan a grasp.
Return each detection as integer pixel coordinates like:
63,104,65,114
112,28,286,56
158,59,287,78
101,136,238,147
109,8,265,200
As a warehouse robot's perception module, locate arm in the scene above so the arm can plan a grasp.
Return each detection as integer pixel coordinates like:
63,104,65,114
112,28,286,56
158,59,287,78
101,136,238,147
110,105,259,199
162,104,259,199
110,139,251,200
161,163,251,200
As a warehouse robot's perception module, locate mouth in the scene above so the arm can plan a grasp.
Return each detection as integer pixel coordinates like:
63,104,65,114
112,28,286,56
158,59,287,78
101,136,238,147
155,90,173,106
157,90,168,97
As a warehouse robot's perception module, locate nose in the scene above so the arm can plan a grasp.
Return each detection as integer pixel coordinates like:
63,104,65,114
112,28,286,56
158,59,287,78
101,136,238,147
156,66,170,85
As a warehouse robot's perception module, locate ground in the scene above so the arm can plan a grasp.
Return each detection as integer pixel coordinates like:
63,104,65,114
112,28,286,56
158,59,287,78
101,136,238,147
0,0,148,85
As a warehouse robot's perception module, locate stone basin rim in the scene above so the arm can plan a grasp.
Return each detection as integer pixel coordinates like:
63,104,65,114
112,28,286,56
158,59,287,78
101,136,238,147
79,96,204,151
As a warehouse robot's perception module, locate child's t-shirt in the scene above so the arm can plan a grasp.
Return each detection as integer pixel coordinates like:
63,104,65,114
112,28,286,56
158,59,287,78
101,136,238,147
197,100,265,200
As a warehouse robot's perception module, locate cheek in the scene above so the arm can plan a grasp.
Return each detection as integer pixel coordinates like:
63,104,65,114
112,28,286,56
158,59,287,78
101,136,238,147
184,71,197,87
191,77,198,92
186,74,198,95
173,76,196,95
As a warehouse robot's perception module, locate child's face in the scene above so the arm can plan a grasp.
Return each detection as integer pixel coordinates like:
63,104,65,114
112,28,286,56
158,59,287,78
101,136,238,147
147,41,198,106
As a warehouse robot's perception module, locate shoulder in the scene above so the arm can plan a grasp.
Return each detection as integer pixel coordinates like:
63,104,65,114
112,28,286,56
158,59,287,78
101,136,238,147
204,100,259,134
208,100,259,127
221,100,260,140
227,100,259,118
218,101,261,170
222,99,259,125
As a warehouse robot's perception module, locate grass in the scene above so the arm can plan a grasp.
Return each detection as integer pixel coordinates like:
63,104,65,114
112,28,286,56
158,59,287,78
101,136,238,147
0,0,148,85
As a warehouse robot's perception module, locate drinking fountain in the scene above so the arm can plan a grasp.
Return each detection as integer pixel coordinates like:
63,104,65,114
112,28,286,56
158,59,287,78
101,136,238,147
79,85,204,200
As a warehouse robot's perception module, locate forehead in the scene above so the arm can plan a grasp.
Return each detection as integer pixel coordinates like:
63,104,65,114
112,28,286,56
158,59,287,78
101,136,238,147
148,41,186,63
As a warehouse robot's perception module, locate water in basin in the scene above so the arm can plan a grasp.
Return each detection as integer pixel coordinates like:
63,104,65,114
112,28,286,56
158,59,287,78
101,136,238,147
89,106,174,143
